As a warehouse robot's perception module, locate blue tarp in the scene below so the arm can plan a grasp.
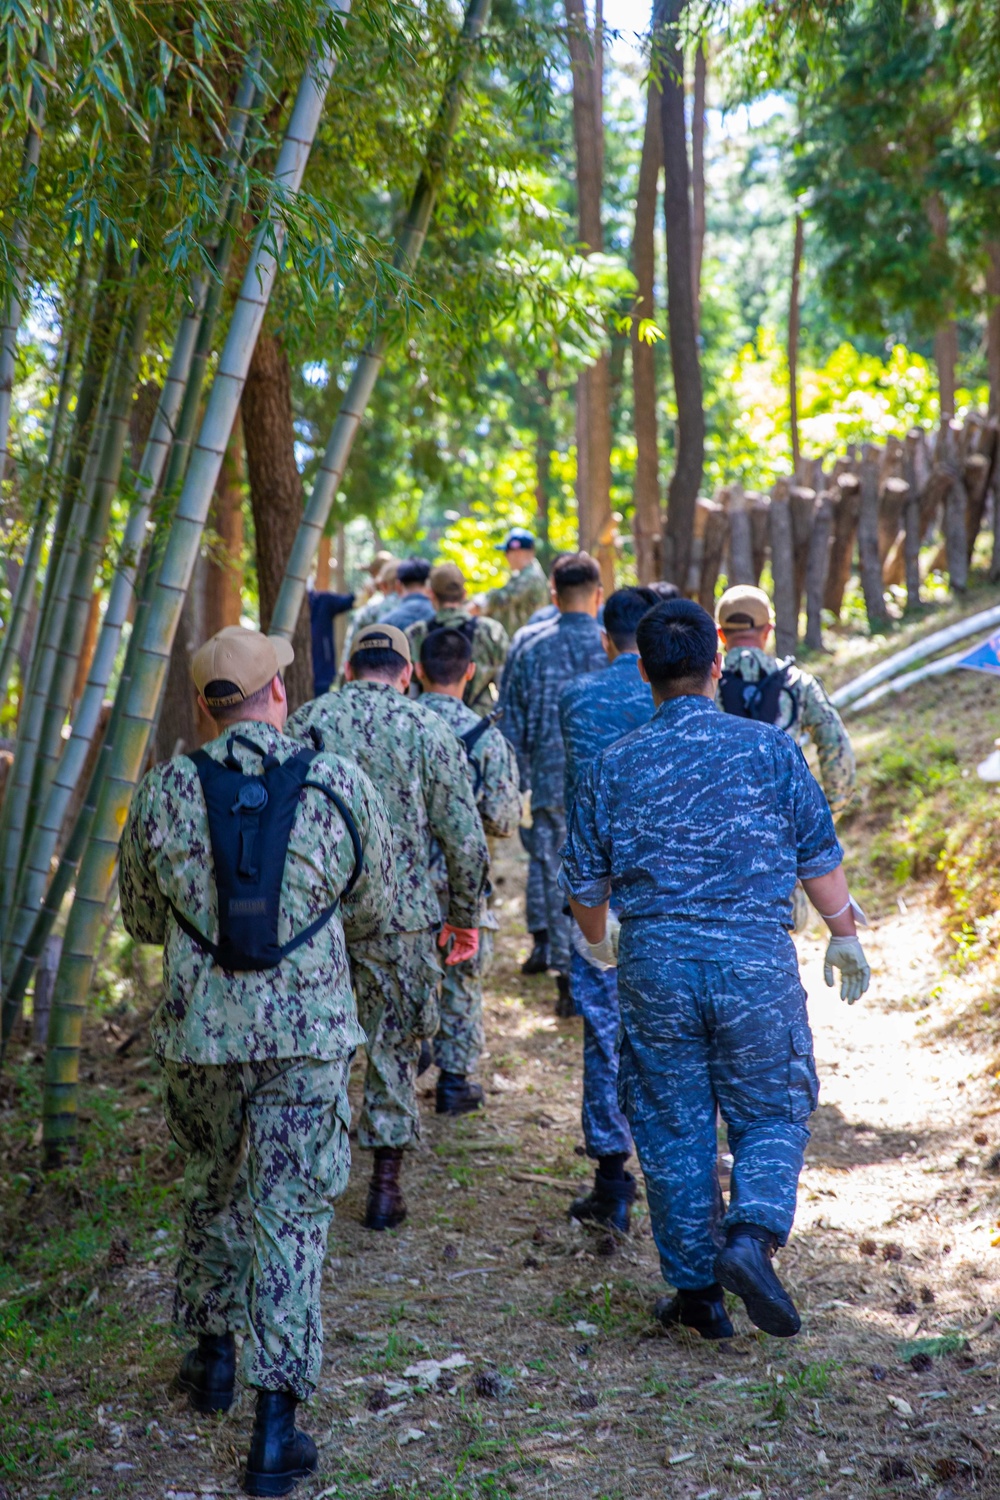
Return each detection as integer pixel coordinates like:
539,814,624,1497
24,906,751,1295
958,628,1000,678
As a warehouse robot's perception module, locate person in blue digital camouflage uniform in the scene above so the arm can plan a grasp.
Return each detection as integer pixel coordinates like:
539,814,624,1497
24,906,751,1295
557,587,657,1234
561,599,871,1340
504,553,607,1015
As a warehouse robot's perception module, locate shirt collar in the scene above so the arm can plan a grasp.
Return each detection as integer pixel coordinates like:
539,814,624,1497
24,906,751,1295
558,611,599,626
344,678,400,695
651,693,719,722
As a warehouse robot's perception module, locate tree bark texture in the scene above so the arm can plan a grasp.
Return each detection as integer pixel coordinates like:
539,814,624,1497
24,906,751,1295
789,483,814,627
804,489,834,651
769,480,796,657
697,498,726,611
987,240,1000,419
690,43,706,332
858,447,888,627
631,76,662,583
824,474,860,618
242,331,313,710
749,492,770,585
656,0,705,594
724,484,754,585
204,411,245,641
535,369,556,564
566,0,615,590
788,213,804,472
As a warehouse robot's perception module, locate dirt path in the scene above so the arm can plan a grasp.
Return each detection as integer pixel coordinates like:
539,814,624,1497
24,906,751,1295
10,847,1000,1500
112,844,997,1500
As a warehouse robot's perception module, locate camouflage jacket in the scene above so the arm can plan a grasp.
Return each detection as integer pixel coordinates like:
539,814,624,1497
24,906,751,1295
407,607,510,718
419,692,521,839
560,694,843,964
719,646,856,818
119,718,394,1065
288,681,489,932
484,557,550,638
558,651,653,817
503,611,607,810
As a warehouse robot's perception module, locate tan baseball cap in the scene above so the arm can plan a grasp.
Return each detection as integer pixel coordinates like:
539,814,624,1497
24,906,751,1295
430,561,465,602
716,584,773,632
191,626,294,711
348,621,412,665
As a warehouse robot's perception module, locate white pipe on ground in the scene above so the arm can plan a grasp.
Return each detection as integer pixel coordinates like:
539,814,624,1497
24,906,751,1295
830,603,1000,708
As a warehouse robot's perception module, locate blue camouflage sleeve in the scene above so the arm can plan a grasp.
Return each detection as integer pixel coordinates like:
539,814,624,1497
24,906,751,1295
789,740,843,878
559,759,612,906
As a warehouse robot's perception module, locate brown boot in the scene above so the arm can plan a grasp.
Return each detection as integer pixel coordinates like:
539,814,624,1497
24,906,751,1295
364,1147,407,1230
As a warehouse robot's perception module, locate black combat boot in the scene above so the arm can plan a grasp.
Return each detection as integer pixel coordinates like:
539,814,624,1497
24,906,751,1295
364,1147,407,1231
436,1071,484,1116
569,1167,637,1235
521,931,550,975
715,1223,801,1337
242,1389,318,1497
176,1330,236,1414
655,1284,735,1341
554,972,575,1018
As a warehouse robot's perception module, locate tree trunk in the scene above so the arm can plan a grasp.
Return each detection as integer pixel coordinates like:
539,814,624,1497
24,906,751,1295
535,369,555,564
565,0,615,590
789,483,814,625
788,213,804,472
154,556,206,762
987,240,1000,419
316,533,331,590
242,331,313,711
690,43,706,332
697,497,726,611
926,194,957,419
724,484,754,585
204,411,245,640
824,473,860,618
631,76,662,583
656,0,705,593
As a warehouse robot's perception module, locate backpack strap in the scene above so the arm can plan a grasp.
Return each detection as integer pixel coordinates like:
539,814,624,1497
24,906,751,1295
459,706,502,797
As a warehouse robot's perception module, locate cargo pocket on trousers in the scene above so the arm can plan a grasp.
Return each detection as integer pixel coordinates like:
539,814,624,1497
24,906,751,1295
788,1022,819,1121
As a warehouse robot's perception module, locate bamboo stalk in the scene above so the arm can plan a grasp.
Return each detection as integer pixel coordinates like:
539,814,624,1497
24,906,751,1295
0,38,46,479
268,0,493,643
39,3,349,1158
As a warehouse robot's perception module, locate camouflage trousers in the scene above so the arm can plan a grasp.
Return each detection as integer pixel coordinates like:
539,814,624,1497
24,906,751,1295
520,825,547,935
523,807,571,972
433,926,493,1075
163,1055,352,1400
570,950,632,1159
616,933,818,1289
349,929,441,1150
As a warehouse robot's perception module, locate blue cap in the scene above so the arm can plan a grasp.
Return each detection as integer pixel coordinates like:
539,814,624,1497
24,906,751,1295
497,527,536,552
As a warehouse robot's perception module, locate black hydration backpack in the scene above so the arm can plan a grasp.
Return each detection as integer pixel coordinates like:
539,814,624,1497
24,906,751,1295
169,734,363,972
458,706,503,796
719,657,799,732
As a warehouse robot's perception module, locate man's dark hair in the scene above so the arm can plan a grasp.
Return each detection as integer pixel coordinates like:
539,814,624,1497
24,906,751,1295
636,599,718,692
551,551,601,597
603,586,659,651
350,647,409,681
397,556,431,586
420,627,472,686
207,677,275,725
648,580,680,601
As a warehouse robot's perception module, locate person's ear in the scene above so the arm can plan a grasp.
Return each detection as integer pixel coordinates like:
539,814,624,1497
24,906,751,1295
600,629,611,656
710,652,723,681
271,674,287,705
465,661,476,683
344,660,356,682
415,663,428,688
637,658,650,684
398,662,414,691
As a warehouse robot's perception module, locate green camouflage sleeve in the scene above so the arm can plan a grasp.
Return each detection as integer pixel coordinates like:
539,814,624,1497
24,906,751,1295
316,759,398,945
421,727,490,928
798,674,856,819
120,771,170,945
477,731,522,839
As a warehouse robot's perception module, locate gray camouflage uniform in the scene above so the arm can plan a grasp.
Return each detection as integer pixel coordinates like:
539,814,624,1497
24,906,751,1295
119,719,395,1400
420,691,521,1074
288,682,489,1147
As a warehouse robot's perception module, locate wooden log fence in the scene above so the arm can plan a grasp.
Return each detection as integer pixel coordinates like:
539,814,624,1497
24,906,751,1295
672,409,1000,653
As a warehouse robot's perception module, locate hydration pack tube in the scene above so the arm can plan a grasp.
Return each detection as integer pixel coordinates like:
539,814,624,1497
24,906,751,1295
169,734,363,973
459,706,503,796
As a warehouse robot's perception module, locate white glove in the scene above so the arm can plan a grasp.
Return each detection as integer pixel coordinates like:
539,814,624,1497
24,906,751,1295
823,936,871,1004
572,912,620,971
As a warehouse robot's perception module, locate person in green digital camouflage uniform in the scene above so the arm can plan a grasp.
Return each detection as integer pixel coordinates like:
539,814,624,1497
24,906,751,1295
715,584,856,931
483,527,550,639
406,562,510,717
120,627,395,1498
415,627,521,1114
288,622,489,1231
339,555,398,666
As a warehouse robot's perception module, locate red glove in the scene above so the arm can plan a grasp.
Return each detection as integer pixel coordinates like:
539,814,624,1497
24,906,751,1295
438,924,479,966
